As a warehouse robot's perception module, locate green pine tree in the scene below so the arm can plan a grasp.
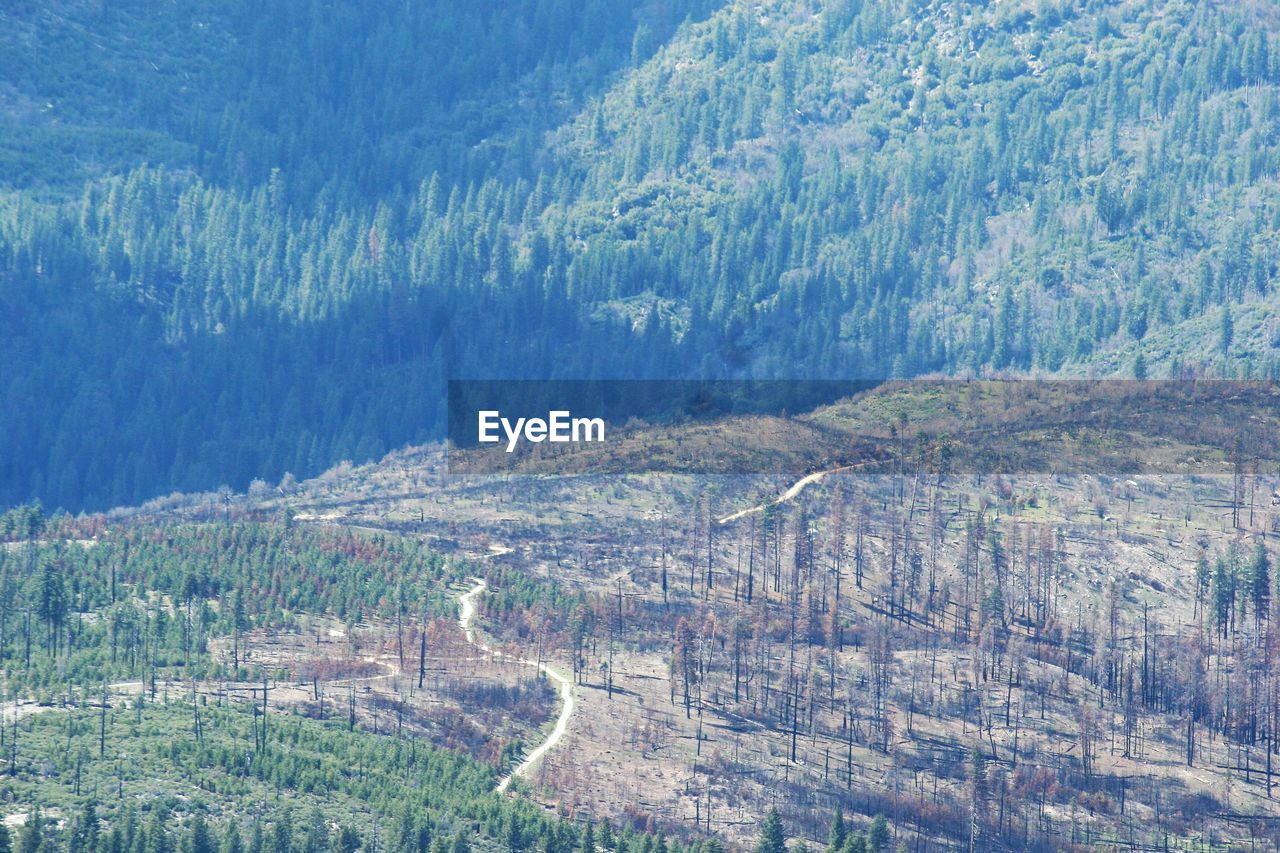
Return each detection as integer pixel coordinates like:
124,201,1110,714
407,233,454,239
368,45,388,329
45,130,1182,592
271,810,293,853
146,807,172,853
17,807,41,853
1195,553,1211,615
505,818,523,853
335,827,361,853
71,801,100,853
301,810,327,853
826,807,846,853
1211,554,1235,637
220,823,243,853
756,808,786,853
1250,542,1271,621
188,814,215,853
866,817,889,853
451,830,471,853
841,835,866,853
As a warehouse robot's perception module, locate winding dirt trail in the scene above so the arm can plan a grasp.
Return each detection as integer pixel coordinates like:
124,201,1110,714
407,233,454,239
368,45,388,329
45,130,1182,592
716,464,856,524
457,579,575,794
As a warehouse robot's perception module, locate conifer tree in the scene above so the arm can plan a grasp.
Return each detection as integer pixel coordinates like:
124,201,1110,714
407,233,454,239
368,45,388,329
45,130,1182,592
1249,542,1270,623
17,807,40,853
188,814,215,853
451,830,471,853
866,817,889,853
756,808,786,853
221,823,244,853
826,807,846,853
147,807,172,853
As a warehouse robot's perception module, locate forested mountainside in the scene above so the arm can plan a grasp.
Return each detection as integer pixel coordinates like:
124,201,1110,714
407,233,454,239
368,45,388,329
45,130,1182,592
5,0,1280,510
0,516,723,853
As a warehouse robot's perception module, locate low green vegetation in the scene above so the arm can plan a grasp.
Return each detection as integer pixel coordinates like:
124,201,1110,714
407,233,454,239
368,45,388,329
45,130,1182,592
0,517,714,851
4,699,717,853
0,521,460,695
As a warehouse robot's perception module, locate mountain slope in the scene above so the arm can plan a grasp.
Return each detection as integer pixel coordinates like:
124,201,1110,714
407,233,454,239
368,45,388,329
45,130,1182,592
5,0,1280,511
548,0,1280,376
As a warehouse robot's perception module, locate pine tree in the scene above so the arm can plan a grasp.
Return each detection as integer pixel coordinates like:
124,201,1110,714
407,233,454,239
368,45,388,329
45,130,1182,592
188,814,215,853
756,808,786,853
826,807,846,853
993,287,1015,369
220,823,243,853
70,801,100,853
335,828,361,853
37,557,66,655
396,807,421,853
146,807,172,853
983,576,1006,628
17,807,40,853
866,817,889,853
1195,553,1211,616
505,817,523,853
1249,542,1270,622
1211,554,1234,637
249,823,264,853
271,810,293,853
301,810,327,853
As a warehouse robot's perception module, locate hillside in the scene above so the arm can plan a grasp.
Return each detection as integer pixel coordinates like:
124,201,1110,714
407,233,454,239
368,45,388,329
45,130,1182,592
5,0,1280,511
16,2,1280,850
41,380,1277,850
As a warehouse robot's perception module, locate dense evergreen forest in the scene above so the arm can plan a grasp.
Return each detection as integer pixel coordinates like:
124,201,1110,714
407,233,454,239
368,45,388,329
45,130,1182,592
5,0,1280,511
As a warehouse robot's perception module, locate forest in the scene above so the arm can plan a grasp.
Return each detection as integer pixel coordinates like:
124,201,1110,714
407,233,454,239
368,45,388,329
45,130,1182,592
159,383,1280,850
0,483,929,852
6,0,1280,511
10,0,1280,849
0,513,717,853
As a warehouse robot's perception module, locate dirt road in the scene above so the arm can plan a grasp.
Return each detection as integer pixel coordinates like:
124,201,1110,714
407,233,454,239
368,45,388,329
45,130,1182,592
458,579,575,793
717,464,854,524
1,680,144,724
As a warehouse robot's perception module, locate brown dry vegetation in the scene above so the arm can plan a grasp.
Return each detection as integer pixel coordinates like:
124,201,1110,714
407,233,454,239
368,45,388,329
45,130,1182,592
204,615,554,772
131,382,1280,850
